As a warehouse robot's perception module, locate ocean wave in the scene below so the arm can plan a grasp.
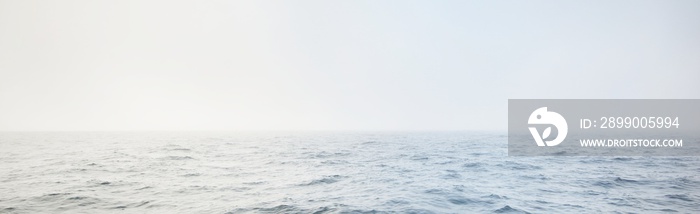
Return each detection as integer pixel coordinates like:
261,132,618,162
301,175,347,186
494,205,530,213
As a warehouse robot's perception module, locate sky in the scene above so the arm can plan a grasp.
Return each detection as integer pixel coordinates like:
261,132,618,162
0,0,699,131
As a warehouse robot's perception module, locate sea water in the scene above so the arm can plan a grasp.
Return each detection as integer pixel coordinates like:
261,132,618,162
0,131,698,213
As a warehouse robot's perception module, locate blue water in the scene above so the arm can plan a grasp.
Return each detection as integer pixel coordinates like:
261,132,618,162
0,131,698,213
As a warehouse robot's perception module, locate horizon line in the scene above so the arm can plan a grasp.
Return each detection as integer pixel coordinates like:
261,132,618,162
0,129,507,133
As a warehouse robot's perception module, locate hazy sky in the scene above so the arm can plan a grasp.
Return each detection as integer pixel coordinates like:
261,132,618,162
1,0,699,131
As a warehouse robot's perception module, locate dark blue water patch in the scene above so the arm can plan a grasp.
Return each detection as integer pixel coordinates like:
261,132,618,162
243,181,267,185
161,155,195,160
670,162,689,167
182,173,201,177
301,175,346,186
44,193,71,197
383,198,411,207
399,168,415,174
641,198,672,207
111,205,127,209
135,186,152,190
665,194,693,202
441,170,461,179
561,203,584,209
434,160,458,165
614,177,639,184
578,158,607,164
641,161,660,167
494,205,530,213
423,188,449,195
452,185,469,193
496,161,542,170
519,174,550,181
534,200,551,204
306,151,352,159
341,209,386,214
64,196,102,207
538,188,566,194
178,185,217,192
462,162,484,168
469,152,486,157
580,190,605,196
446,196,495,206
219,186,252,192
361,141,380,145
67,196,87,200
447,197,474,205
108,201,151,210
254,204,302,213
593,180,615,189
461,162,489,173
410,155,429,161
482,194,507,200
32,193,74,203
227,204,384,214
310,206,336,214
162,143,192,151
606,197,639,208
549,151,567,156
613,157,634,161
402,209,435,214
669,177,698,189
663,157,692,162
591,177,648,189
321,160,350,165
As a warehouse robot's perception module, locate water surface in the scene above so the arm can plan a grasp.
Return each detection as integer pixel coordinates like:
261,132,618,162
0,132,698,213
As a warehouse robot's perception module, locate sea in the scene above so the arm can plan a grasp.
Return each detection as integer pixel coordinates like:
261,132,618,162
0,131,698,213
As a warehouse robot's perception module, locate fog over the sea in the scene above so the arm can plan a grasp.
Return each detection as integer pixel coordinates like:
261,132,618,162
1,0,699,131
